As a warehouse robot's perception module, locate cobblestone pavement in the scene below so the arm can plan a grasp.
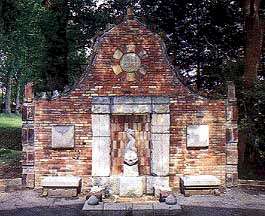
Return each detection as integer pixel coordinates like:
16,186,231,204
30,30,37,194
0,188,265,216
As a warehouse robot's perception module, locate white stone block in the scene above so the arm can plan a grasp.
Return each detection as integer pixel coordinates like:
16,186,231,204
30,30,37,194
119,176,145,197
151,114,170,133
92,136,111,176
152,104,170,113
146,176,170,194
92,176,120,194
151,133,170,176
187,125,209,148
180,175,221,187
92,114,110,137
92,104,110,113
52,125,75,149
42,176,81,187
152,96,170,104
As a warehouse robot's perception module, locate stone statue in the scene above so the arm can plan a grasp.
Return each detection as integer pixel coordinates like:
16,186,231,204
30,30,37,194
124,129,138,166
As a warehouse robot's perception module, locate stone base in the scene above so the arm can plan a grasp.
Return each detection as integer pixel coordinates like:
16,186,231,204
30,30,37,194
92,176,120,195
123,164,139,176
119,176,145,197
180,175,221,196
181,188,220,197
146,176,170,195
82,201,182,216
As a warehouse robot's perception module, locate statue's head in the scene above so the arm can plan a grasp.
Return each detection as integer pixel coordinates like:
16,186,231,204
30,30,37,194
124,149,138,166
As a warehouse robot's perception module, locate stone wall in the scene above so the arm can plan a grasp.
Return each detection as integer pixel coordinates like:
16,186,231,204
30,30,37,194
22,15,237,191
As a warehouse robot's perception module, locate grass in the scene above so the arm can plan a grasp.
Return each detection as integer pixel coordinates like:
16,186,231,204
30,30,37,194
0,114,22,178
0,113,22,128
0,113,22,150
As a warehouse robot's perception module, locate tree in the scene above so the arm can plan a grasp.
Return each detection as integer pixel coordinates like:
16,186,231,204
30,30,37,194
0,0,18,114
241,0,265,87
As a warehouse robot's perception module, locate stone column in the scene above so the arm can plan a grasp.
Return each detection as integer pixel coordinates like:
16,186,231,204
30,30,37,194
150,97,170,176
91,97,111,176
225,81,238,187
22,83,35,188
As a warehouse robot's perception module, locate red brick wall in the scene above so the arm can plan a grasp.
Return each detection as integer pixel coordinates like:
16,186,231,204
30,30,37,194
27,17,231,190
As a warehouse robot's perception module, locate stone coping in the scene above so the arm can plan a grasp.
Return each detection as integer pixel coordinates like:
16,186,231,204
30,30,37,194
42,176,81,188
180,175,221,187
82,200,182,215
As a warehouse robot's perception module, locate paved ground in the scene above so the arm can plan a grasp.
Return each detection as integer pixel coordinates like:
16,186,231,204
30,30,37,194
0,188,265,215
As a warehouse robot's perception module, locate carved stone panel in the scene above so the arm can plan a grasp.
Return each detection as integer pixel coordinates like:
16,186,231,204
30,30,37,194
52,125,75,149
187,125,209,148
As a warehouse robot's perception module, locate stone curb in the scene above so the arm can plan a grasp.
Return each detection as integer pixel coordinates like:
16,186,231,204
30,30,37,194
82,201,182,216
0,178,22,192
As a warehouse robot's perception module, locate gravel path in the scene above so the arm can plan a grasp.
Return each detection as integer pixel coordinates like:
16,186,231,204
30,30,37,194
0,188,264,216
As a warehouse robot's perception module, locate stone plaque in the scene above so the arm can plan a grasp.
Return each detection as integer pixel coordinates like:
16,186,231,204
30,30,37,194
187,125,209,148
52,125,74,149
120,53,141,72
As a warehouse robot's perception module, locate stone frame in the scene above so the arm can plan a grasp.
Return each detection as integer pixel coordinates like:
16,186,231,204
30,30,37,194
91,96,170,177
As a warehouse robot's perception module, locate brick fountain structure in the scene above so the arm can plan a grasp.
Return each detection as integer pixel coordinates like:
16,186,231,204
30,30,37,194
21,8,238,200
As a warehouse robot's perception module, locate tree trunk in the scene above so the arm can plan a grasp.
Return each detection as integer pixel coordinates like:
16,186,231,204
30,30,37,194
242,0,264,87
15,83,20,115
239,0,265,167
4,74,12,114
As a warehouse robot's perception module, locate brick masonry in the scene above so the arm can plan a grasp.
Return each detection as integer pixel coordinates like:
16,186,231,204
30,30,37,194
22,15,238,192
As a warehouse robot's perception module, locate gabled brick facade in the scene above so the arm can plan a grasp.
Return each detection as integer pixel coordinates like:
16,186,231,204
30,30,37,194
22,14,238,192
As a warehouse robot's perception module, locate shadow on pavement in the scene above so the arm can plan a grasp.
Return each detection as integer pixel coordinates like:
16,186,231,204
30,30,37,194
0,204,265,216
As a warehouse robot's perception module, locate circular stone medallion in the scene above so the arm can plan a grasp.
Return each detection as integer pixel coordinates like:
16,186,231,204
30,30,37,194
120,53,141,72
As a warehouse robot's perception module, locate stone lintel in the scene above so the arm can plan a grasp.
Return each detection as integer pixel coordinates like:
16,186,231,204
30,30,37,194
152,96,170,104
113,96,152,104
92,97,111,104
112,104,151,114
92,104,110,114
152,104,170,113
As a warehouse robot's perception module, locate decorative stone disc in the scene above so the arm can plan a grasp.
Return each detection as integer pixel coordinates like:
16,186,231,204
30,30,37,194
111,45,148,81
120,53,141,72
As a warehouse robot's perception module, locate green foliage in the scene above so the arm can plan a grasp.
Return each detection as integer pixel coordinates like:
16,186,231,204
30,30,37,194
238,81,265,167
0,114,22,150
0,148,21,165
